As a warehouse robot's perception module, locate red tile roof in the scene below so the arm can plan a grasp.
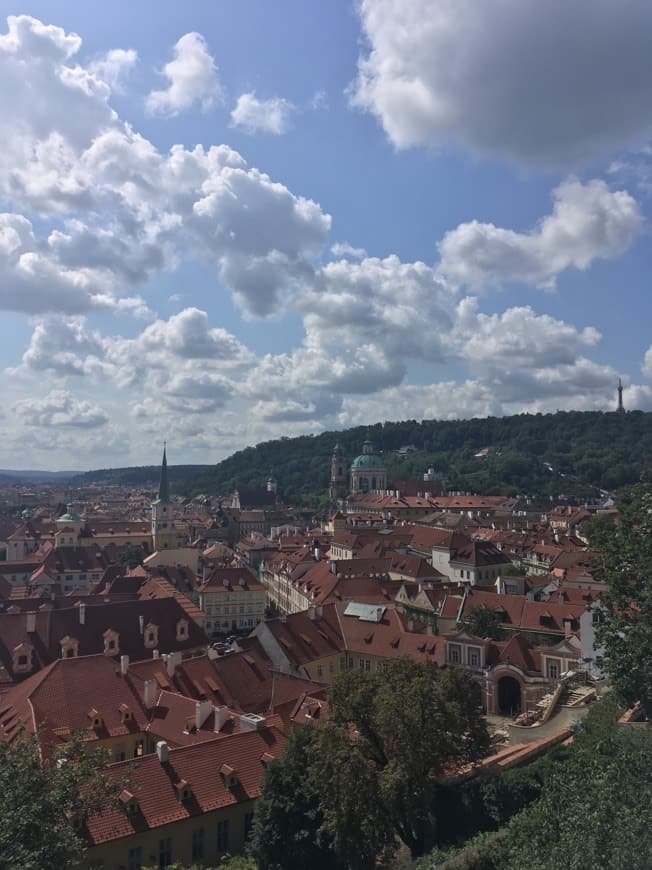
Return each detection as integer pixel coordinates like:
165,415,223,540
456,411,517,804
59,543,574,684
84,726,287,845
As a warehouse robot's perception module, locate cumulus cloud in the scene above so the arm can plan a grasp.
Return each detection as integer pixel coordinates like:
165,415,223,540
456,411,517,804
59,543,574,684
146,32,220,116
0,16,331,317
14,389,109,428
88,48,137,92
352,0,652,165
230,92,295,135
643,346,652,378
438,180,643,290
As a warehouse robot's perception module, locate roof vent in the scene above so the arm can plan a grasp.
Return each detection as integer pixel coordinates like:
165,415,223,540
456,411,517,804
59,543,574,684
239,712,266,732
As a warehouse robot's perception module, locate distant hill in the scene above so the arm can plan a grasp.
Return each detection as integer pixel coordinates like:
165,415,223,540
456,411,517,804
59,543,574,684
69,465,212,488
180,410,652,505
0,469,82,484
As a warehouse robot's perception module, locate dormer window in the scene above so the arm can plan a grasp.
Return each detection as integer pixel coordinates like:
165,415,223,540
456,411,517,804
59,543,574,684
119,789,139,816
175,779,192,802
103,629,120,656
119,703,132,723
176,619,189,642
220,763,239,790
12,642,34,674
60,636,79,659
144,623,159,649
88,707,104,729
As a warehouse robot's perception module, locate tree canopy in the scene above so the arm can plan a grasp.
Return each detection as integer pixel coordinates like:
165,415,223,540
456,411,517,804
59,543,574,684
0,731,123,870
252,659,489,868
463,605,504,640
593,484,652,715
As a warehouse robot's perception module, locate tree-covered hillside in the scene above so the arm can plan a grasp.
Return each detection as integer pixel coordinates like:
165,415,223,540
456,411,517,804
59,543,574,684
181,410,652,505
70,465,212,487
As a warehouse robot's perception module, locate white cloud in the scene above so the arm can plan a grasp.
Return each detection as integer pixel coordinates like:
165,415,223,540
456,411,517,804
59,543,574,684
88,48,137,92
352,0,652,165
454,300,601,369
331,242,367,260
643,346,652,378
438,180,643,290
14,389,109,428
146,32,220,116
0,16,331,317
230,92,295,135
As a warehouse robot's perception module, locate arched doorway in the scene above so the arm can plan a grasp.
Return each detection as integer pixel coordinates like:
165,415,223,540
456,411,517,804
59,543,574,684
497,676,522,716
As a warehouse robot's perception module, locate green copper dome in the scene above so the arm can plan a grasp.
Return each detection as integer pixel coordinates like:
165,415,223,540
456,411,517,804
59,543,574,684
351,453,384,469
57,512,83,524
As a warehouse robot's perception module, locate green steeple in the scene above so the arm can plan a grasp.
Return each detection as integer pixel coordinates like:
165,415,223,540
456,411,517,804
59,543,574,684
157,443,170,503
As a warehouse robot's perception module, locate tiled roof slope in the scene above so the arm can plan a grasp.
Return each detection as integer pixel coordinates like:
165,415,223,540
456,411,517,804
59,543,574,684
84,725,287,844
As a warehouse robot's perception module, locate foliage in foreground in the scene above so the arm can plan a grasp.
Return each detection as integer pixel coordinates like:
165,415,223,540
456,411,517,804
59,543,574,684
593,484,652,716
417,696,652,870
251,659,489,868
0,731,123,870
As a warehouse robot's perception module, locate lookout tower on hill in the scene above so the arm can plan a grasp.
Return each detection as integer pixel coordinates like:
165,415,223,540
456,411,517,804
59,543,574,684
617,378,625,414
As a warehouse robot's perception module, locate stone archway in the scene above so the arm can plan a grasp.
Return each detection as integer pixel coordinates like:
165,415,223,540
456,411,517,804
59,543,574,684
497,675,522,716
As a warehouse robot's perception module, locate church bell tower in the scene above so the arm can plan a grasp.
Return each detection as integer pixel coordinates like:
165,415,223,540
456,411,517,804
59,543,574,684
151,443,174,550
329,443,348,501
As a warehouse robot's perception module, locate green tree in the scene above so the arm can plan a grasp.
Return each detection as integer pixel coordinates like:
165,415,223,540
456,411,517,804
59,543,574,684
315,660,490,862
595,484,652,715
500,703,652,869
119,544,145,568
0,731,123,870
463,606,504,640
250,726,340,870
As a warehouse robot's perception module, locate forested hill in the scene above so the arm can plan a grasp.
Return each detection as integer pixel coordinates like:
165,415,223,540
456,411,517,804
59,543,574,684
70,465,212,487
180,410,652,505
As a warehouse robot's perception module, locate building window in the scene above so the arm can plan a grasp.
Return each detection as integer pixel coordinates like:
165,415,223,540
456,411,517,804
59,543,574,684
158,837,172,868
217,819,230,852
547,660,559,680
191,828,204,861
127,846,143,870
469,649,480,668
244,811,254,840
449,646,461,665
340,656,346,671
317,664,323,678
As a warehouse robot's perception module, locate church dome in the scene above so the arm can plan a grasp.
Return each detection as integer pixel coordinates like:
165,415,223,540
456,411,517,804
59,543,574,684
351,452,384,469
57,511,83,524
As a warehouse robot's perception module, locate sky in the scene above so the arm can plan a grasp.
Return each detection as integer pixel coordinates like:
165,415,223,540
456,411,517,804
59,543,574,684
1,1,652,470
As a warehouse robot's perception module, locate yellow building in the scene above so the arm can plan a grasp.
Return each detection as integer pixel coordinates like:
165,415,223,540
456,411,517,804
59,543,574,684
85,725,287,869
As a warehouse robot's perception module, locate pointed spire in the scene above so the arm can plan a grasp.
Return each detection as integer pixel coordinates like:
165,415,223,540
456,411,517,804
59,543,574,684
158,442,170,503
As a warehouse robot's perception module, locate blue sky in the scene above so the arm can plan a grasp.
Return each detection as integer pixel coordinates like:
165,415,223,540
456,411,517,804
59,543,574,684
0,1,651,469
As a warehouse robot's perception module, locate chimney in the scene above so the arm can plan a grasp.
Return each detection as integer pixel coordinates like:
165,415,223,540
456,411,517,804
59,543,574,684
195,699,212,730
139,615,145,635
79,603,86,625
214,705,231,732
156,741,168,763
120,655,129,676
316,604,323,618
152,649,160,659
307,605,316,621
166,650,182,677
407,618,414,632
26,611,36,633
144,678,157,709
314,547,320,561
